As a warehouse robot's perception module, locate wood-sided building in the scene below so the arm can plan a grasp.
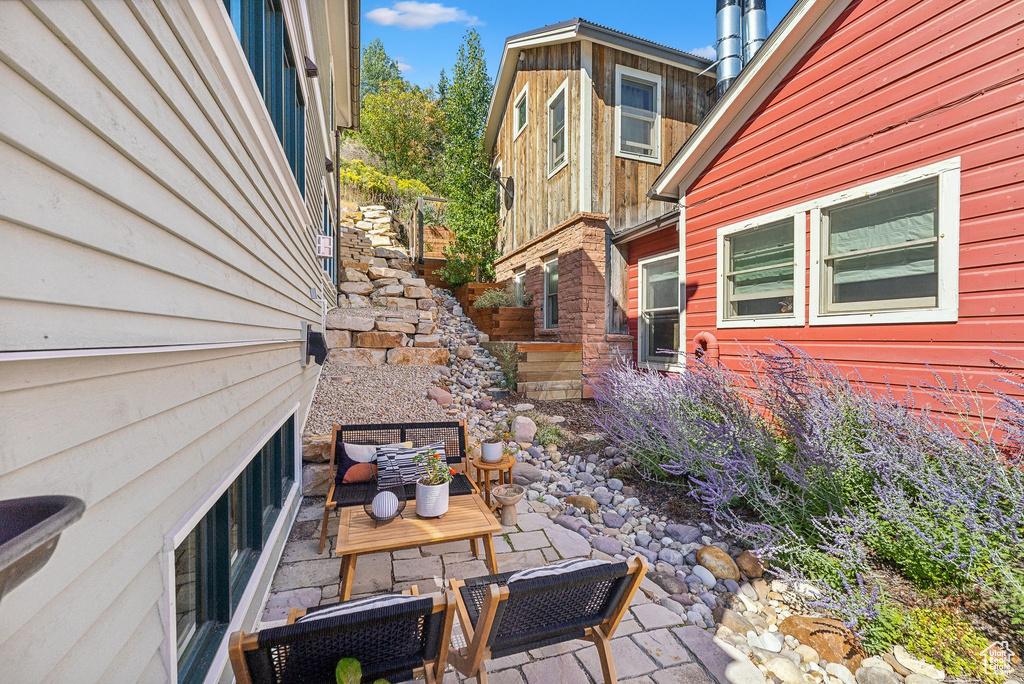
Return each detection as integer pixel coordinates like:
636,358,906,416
0,1,358,681
640,0,1024,413
484,19,716,393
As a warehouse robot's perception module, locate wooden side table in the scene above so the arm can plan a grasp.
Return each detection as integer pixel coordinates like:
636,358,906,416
472,454,516,511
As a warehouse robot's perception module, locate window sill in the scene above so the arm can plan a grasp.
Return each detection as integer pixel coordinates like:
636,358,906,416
615,149,660,164
639,359,684,373
547,159,568,179
809,306,957,326
717,316,804,329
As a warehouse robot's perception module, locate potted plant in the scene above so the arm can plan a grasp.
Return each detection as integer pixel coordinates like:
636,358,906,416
414,449,455,518
481,437,504,463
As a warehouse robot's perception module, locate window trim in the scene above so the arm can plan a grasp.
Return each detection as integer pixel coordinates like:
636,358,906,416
717,210,807,329
513,84,528,141
543,255,559,329
614,64,663,163
161,406,301,684
546,79,569,178
809,158,960,326
638,251,684,372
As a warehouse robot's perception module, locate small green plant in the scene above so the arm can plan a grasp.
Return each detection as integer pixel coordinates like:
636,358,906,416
473,283,533,309
414,449,456,485
535,423,565,448
336,657,389,684
863,605,1005,683
490,342,519,389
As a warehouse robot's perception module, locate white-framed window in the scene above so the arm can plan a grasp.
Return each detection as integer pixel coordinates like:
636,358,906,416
513,85,528,140
546,79,568,177
543,255,559,328
615,65,662,162
638,252,681,369
512,269,526,300
810,158,960,325
164,409,300,684
717,212,806,328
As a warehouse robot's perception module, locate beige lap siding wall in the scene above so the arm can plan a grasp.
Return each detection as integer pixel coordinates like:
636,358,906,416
494,212,633,397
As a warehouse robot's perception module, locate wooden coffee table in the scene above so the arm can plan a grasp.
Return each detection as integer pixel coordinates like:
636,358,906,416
335,493,502,601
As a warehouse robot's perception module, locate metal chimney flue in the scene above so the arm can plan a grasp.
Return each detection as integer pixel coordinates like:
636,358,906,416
715,0,743,97
742,0,768,65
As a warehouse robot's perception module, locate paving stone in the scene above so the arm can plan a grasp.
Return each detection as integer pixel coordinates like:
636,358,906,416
633,628,693,667
632,603,685,630
393,548,422,560
296,504,325,522
507,531,549,551
394,577,443,594
350,552,393,594
261,587,321,621
440,549,477,565
487,652,529,672
622,678,656,684
522,653,590,684
444,559,489,580
640,576,670,600
544,522,593,558
495,550,546,572
280,538,327,564
271,559,342,591
528,638,589,659
394,555,442,582
617,618,642,637
651,664,717,684
542,547,561,562
486,669,527,684
577,637,658,680
672,625,766,684
516,513,552,531
321,583,339,600
492,535,512,553
422,540,472,555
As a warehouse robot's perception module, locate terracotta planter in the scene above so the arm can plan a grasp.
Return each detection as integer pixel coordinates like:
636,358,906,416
415,481,449,518
481,439,504,463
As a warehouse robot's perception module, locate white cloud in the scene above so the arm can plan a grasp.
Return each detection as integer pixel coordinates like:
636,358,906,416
397,61,413,73
366,2,480,30
691,44,717,60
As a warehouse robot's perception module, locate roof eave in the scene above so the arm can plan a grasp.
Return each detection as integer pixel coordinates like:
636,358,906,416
328,0,361,130
649,0,854,200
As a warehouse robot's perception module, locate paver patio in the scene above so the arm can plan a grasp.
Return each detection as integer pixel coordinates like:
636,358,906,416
262,495,766,684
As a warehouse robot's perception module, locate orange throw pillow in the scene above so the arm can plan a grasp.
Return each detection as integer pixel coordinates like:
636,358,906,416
342,462,377,484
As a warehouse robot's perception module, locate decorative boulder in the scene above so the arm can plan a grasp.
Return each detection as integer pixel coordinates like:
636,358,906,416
426,387,452,408
511,416,537,443
385,347,450,366
736,550,765,578
456,346,475,360
565,495,598,513
353,331,407,348
696,546,741,581
779,615,866,671
325,310,374,331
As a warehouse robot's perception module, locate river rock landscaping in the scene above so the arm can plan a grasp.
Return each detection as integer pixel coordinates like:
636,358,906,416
295,243,1021,682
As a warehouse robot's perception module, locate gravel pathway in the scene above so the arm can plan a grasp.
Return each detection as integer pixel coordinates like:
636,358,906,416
304,361,447,434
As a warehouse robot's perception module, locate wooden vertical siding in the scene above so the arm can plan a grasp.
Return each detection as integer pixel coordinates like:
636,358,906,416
0,0,333,680
625,226,680,362
681,0,1024,409
492,40,716,251
590,44,712,233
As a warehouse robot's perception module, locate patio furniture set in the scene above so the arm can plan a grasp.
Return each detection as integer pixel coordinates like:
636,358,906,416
231,420,649,683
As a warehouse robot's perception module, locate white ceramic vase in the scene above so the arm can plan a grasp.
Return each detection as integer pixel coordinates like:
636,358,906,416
415,481,449,518
481,439,504,463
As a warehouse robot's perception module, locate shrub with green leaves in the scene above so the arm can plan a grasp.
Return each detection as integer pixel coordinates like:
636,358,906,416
472,284,533,309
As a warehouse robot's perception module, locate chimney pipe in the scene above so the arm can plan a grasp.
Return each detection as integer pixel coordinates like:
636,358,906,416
742,0,768,65
715,0,743,98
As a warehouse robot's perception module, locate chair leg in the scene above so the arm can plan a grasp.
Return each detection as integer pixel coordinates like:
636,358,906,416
318,505,331,555
592,626,617,684
476,661,488,684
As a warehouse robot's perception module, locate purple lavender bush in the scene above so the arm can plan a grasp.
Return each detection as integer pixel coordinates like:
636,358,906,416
592,345,1024,639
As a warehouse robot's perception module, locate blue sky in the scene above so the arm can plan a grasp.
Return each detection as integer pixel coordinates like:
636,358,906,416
361,1,799,90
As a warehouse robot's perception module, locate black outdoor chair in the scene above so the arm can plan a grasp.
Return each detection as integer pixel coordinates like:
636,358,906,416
448,556,648,684
229,587,455,684
318,420,479,554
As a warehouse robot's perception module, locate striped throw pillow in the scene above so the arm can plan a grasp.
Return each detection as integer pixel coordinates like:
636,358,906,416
296,593,421,623
507,558,610,584
376,441,445,487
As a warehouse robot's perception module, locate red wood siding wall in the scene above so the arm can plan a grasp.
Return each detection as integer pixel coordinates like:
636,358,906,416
626,225,680,362
681,0,1024,411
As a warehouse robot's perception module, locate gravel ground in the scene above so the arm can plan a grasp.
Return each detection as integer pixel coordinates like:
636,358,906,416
304,361,446,434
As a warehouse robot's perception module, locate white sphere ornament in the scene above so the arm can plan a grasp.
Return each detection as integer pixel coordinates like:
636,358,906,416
371,490,399,519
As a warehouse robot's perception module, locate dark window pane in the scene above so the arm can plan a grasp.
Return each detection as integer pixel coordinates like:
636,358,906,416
175,528,199,657
646,311,679,359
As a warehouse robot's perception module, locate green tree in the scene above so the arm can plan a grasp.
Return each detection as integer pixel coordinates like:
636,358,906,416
360,80,442,182
438,30,498,286
360,38,401,99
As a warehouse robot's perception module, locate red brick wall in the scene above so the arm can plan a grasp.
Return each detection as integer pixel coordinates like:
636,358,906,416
494,213,634,397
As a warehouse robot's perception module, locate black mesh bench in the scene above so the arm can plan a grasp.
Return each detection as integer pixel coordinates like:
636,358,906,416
448,557,648,683
229,588,455,684
318,420,478,554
